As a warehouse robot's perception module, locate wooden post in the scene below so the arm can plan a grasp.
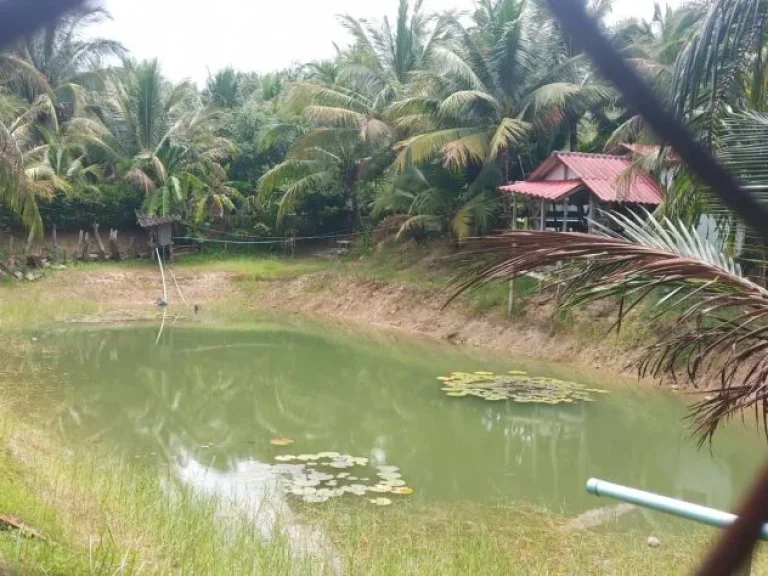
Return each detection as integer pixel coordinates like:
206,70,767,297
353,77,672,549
82,232,90,261
109,229,121,261
588,194,595,234
540,200,545,231
562,196,569,232
512,194,518,231
7,237,14,269
92,223,107,260
76,230,83,260
51,224,58,252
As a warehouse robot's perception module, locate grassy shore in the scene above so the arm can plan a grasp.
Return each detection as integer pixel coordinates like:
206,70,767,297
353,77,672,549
1,398,754,575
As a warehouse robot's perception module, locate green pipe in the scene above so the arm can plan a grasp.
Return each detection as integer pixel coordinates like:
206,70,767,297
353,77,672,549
586,478,768,541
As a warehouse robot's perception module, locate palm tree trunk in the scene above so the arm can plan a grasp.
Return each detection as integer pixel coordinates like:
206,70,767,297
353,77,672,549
344,168,360,230
569,117,578,151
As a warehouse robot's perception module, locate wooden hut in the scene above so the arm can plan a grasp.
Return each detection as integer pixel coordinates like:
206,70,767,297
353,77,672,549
499,151,664,233
136,212,181,262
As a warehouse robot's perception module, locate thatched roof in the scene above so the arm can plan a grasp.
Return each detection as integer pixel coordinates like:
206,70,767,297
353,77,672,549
136,212,181,228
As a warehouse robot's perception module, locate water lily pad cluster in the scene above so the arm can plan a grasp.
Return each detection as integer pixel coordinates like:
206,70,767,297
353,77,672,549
438,371,609,404
272,452,412,505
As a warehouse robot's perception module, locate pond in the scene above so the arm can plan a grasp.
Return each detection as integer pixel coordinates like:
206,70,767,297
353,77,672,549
10,321,767,517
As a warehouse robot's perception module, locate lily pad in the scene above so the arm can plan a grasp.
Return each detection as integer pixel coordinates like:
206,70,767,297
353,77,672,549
312,473,335,482
370,497,392,506
297,454,318,461
336,472,350,479
317,451,340,458
377,465,400,474
437,371,608,404
382,479,406,487
293,478,321,488
274,455,297,462
377,472,402,481
368,484,391,493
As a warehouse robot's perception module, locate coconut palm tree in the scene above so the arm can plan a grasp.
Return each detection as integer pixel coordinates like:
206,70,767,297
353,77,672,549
0,94,85,236
0,5,124,119
391,0,613,182
450,211,768,442
258,80,394,227
373,161,499,239
103,59,236,221
338,0,447,104
671,0,766,137
203,67,241,109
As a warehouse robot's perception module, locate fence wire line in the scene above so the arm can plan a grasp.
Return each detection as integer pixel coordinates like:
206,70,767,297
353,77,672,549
180,220,358,240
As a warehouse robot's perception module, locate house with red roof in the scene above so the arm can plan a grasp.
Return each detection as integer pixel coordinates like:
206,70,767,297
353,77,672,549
499,150,664,233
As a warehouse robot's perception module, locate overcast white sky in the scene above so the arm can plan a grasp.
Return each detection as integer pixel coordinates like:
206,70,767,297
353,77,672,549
92,0,681,86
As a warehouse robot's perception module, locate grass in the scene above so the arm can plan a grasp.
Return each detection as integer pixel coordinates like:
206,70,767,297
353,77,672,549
176,251,323,280
2,404,756,575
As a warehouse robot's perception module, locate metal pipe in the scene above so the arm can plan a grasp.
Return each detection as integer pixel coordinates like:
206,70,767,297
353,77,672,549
586,478,768,541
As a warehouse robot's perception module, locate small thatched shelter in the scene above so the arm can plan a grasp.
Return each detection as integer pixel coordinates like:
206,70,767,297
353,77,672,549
136,212,181,262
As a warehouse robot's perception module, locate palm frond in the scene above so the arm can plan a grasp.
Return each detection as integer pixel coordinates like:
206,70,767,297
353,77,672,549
393,127,479,170
450,211,768,441
488,117,530,159
303,105,365,128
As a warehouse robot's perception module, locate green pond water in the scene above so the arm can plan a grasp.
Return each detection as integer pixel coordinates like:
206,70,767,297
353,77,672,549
10,321,767,516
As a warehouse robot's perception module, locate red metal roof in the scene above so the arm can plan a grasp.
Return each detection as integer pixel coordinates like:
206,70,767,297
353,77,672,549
499,180,582,201
502,151,663,205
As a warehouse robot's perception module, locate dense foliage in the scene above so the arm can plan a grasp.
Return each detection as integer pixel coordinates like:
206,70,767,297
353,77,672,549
0,0,763,242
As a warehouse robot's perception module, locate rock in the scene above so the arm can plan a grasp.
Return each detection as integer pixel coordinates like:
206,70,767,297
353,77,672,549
30,337,37,343
53,264,67,271
24,272,37,282
13,271,22,280
568,503,637,531
647,536,660,548
42,260,50,268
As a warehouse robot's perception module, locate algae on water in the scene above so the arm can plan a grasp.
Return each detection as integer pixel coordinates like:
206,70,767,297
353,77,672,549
438,371,608,404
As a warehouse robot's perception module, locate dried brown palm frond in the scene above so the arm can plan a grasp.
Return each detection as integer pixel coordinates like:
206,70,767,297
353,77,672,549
449,211,768,442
